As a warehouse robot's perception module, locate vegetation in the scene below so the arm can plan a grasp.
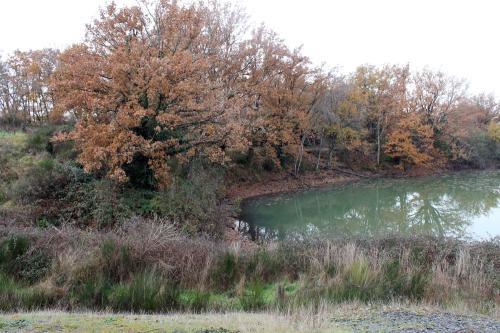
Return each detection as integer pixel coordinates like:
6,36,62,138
2,303,498,333
1,1,498,189
0,219,497,315
0,0,499,319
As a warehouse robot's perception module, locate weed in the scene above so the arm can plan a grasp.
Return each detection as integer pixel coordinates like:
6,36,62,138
180,290,211,312
240,279,266,311
108,270,179,312
213,252,238,289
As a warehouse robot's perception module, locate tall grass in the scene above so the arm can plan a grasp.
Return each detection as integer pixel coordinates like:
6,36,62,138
0,218,498,314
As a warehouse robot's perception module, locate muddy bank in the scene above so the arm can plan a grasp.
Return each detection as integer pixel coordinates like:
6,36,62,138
226,164,494,201
227,169,364,200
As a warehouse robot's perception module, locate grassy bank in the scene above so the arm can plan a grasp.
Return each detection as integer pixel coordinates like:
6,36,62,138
0,219,498,315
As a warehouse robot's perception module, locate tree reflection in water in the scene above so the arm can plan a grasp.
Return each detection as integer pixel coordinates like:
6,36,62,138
239,171,500,241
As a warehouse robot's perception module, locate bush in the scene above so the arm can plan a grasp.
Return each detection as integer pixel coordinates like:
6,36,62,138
0,235,51,284
212,252,238,289
99,239,134,283
466,132,500,168
91,180,131,228
406,270,429,300
10,158,71,204
239,279,266,311
381,260,406,298
25,126,57,152
0,114,25,130
336,259,378,301
0,235,30,274
11,158,132,227
0,190,6,204
24,125,76,159
152,160,226,234
70,276,112,309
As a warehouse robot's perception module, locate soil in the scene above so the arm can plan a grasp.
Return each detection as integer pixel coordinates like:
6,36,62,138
227,169,362,200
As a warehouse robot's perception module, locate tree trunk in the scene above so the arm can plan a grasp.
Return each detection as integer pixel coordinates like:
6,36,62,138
376,121,381,166
328,148,334,169
294,136,306,176
316,137,323,171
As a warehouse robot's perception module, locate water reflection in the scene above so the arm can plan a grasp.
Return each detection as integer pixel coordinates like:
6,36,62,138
239,171,500,241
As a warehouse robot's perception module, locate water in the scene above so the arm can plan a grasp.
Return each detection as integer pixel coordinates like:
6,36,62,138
239,171,500,241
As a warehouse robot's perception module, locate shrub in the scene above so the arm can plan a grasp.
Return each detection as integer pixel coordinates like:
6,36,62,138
11,158,132,227
336,259,378,301
152,160,226,234
91,180,131,228
381,260,406,298
10,157,71,204
70,276,112,309
0,235,29,276
99,239,134,283
466,132,500,168
25,126,57,153
0,235,51,284
0,114,25,130
0,190,6,204
406,270,429,300
239,279,266,311
212,252,238,289
25,125,76,159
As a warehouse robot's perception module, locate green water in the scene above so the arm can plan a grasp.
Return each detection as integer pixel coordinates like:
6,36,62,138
239,171,500,241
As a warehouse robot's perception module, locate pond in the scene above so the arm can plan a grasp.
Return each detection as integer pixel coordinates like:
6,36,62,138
239,171,500,241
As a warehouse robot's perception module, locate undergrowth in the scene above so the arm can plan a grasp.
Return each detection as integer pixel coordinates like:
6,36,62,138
0,220,497,314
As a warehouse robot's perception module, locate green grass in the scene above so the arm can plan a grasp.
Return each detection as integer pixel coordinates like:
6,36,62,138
0,131,27,145
0,301,496,333
0,311,337,333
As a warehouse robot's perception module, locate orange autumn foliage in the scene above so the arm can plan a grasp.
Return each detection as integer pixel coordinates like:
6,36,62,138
51,1,324,185
384,112,434,169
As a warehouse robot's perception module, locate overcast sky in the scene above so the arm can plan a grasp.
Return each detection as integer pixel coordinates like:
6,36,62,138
0,0,498,96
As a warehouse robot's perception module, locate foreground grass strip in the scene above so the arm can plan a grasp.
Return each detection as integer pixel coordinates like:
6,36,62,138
0,312,335,333
0,303,499,333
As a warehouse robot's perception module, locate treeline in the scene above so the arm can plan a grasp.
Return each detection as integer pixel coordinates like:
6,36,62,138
0,49,59,127
1,0,499,187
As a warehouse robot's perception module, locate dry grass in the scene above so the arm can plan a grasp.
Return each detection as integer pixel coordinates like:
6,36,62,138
0,217,498,314
0,301,497,333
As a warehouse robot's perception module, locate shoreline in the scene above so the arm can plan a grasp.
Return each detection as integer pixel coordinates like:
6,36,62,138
223,167,499,244
227,166,499,201
227,169,363,201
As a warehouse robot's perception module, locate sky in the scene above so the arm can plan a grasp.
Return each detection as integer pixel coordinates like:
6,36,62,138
0,0,498,96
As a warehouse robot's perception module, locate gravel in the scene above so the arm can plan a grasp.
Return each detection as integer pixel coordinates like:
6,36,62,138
332,310,500,332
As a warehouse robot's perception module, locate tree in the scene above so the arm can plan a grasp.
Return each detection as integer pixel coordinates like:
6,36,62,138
384,112,434,170
235,26,326,174
0,49,58,126
488,120,500,142
349,65,409,166
51,1,252,186
51,0,324,185
409,69,466,134
309,75,365,168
